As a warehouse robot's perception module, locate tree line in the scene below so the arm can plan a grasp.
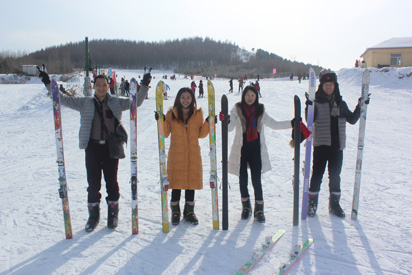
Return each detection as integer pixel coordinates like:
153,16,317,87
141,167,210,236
0,37,323,78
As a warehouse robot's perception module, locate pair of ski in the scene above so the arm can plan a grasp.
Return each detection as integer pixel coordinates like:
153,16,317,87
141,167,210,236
298,68,370,221
155,80,220,232
236,229,314,275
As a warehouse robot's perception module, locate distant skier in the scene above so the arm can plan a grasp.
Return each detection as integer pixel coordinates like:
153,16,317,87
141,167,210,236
238,76,244,93
125,80,130,97
254,80,261,97
109,77,115,95
229,77,233,93
163,82,170,100
191,80,197,93
306,72,370,218
37,65,152,232
198,80,204,98
120,78,125,96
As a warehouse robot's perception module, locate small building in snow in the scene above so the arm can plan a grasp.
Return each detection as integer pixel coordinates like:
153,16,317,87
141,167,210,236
360,37,412,68
22,65,38,76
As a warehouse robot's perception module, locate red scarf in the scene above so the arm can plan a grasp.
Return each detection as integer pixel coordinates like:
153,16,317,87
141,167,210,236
244,104,258,142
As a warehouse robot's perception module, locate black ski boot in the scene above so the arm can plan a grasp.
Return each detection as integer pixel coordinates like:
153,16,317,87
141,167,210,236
254,201,266,223
329,193,345,218
307,192,319,217
85,202,100,232
241,197,252,220
171,201,181,226
183,202,198,225
107,201,119,229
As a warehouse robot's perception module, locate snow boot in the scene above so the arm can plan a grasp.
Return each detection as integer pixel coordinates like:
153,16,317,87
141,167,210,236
171,201,181,226
254,201,266,223
307,192,319,217
183,202,198,225
241,197,252,220
329,193,345,218
107,200,119,229
85,202,100,232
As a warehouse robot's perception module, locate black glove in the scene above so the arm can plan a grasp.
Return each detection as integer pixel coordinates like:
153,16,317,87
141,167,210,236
305,92,313,105
141,72,152,86
205,115,217,123
219,112,230,123
37,65,50,85
358,93,371,105
154,111,165,121
291,117,302,127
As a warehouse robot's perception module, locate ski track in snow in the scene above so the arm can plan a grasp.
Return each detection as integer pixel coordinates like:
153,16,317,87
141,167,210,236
0,67,411,274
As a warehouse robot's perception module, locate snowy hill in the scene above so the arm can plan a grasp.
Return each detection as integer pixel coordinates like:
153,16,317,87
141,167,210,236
1,67,411,274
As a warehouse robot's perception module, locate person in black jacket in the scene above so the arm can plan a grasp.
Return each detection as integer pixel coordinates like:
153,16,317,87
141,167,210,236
306,72,370,218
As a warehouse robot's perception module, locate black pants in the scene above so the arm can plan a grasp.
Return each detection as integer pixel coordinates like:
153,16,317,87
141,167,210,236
239,136,263,201
85,141,120,203
171,189,195,202
309,145,343,194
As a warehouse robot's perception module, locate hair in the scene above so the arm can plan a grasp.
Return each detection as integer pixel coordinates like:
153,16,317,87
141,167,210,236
173,87,197,121
239,85,264,118
94,74,109,84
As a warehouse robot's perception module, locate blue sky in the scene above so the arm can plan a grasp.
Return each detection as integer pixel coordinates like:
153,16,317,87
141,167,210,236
1,0,411,70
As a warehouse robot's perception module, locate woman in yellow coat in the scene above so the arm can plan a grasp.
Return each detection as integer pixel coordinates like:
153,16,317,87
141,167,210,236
163,87,209,225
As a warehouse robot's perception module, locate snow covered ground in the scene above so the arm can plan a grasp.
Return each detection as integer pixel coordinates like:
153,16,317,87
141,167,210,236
1,67,411,274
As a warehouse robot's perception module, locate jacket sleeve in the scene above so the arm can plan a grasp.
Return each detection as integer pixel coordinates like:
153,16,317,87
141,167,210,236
118,97,130,111
136,85,149,107
228,107,238,132
46,83,84,111
163,111,172,138
264,112,292,130
198,116,209,138
340,101,360,125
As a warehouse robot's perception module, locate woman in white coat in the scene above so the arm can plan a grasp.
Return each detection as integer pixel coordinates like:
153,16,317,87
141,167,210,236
223,86,292,223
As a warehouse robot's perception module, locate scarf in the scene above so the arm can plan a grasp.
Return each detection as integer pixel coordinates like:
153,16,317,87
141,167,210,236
244,104,258,142
327,95,340,117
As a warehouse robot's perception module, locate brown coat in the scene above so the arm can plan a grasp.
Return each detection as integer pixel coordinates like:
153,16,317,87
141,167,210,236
164,107,209,190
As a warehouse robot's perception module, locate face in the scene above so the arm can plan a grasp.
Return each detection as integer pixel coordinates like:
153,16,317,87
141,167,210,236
180,91,192,109
323,82,335,95
244,90,257,105
94,78,109,100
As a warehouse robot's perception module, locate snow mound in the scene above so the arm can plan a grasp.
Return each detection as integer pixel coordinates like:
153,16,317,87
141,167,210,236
338,67,412,90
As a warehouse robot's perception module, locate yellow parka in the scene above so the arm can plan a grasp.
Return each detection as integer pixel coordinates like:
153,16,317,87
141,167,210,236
164,107,209,190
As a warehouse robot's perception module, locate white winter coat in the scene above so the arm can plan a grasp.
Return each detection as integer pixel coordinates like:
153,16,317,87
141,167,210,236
228,103,291,176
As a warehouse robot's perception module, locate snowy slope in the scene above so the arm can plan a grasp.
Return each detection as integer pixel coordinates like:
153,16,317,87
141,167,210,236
0,67,411,275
